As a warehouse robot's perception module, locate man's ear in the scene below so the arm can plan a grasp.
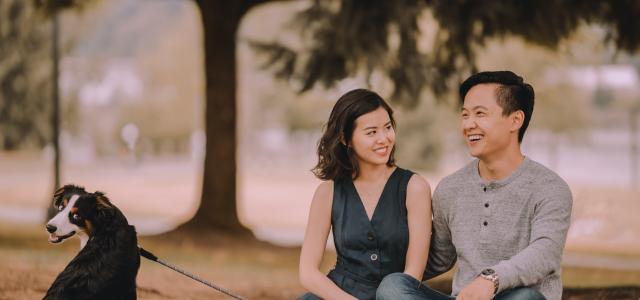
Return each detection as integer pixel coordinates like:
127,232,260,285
511,110,524,132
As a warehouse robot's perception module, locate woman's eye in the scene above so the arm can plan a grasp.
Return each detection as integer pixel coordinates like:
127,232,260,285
367,131,375,136
73,214,81,220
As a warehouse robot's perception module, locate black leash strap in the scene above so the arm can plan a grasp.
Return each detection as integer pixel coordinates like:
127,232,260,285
139,247,248,300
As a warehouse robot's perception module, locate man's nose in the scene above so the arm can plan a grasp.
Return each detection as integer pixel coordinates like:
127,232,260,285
46,224,57,233
462,118,477,130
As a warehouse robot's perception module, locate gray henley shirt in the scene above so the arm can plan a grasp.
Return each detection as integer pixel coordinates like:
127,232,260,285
424,157,572,300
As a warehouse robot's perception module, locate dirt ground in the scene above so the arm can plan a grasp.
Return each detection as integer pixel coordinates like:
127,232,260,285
1,153,640,299
2,223,640,300
0,224,309,300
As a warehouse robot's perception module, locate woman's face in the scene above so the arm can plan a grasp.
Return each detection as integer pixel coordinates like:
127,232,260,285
349,107,395,167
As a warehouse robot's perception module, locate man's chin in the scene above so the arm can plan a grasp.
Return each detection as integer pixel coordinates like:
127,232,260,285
467,149,482,158
466,142,487,157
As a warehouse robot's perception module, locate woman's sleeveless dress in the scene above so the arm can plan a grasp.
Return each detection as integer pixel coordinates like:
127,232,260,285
299,167,415,300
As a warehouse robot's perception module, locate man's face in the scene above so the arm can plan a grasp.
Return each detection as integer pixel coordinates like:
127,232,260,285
461,83,517,159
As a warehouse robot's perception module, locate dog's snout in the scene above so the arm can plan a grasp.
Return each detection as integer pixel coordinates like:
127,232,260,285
46,224,57,233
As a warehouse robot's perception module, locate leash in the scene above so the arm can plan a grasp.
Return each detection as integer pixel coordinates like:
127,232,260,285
138,247,249,300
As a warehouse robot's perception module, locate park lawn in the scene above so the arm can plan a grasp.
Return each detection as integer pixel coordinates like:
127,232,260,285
1,223,640,299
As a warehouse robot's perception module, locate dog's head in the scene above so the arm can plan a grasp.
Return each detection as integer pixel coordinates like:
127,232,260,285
46,185,118,243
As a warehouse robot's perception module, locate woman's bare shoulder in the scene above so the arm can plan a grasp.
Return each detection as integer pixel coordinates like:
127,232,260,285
407,173,431,195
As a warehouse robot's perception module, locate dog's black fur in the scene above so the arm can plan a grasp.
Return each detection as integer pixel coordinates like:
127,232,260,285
44,185,140,300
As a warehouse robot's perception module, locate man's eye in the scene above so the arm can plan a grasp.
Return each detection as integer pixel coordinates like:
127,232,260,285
72,214,81,220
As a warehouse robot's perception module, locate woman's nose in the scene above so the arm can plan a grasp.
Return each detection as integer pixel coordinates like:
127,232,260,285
379,131,392,143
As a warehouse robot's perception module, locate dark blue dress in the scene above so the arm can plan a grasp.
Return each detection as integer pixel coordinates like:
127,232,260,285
299,167,415,300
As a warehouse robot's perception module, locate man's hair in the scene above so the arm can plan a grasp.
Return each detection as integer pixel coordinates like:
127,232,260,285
459,71,535,143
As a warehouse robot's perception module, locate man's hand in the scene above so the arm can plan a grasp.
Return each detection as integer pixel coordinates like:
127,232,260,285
456,277,494,300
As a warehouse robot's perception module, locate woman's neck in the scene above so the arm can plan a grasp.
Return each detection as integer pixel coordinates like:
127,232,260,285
355,162,394,183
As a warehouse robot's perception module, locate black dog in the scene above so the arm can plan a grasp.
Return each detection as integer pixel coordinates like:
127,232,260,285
44,185,140,300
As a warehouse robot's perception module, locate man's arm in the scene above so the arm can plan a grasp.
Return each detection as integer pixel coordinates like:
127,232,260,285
490,180,573,293
423,185,457,280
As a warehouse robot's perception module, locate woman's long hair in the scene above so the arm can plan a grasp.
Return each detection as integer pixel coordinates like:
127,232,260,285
312,89,396,181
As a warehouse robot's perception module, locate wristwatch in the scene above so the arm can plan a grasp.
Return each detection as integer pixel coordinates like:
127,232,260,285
479,268,499,295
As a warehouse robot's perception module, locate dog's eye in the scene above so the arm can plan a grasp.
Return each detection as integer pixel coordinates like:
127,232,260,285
57,205,64,211
72,214,81,221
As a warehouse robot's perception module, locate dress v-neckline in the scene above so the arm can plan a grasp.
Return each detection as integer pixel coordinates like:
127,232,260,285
351,167,399,223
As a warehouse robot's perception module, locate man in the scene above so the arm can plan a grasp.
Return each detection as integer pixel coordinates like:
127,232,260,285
377,71,572,300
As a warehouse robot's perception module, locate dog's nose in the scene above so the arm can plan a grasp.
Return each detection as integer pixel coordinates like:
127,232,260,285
46,224,57,233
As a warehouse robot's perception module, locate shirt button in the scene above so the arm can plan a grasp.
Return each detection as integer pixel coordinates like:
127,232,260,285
370,253,378,261
367,231,375,241
484,203,489,208
483,221,488,226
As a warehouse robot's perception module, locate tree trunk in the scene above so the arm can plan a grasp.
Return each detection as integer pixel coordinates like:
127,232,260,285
630,108,638,190
46,13,61,221
179,0,266,233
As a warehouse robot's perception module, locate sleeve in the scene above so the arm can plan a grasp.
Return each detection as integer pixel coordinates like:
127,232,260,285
423,184,457,280
491,180,573,293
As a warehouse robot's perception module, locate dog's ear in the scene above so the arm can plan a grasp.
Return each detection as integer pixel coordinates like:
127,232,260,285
53,186,66,199
73,194,112,230
59,184,86,194
74,195,97,218
53,184,86,206
94,191,113,209
53,190,63,208
92,193,117,228
94,207,117,229
52,185,70,205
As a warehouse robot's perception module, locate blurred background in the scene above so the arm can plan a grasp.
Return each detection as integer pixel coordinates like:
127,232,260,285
1,0,639,299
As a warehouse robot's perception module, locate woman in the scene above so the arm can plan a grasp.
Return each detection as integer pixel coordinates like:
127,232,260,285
298,89,432,300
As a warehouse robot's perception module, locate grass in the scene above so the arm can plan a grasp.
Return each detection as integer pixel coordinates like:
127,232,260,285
2,154,639,299
1,223,640,299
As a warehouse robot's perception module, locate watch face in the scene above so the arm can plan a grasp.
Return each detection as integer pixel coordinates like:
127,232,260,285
481,269,495,276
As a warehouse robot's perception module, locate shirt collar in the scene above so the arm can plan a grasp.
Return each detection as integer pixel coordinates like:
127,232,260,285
471,156,530,190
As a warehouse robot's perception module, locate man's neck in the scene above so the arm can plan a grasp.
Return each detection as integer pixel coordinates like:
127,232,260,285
478,147,525,181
